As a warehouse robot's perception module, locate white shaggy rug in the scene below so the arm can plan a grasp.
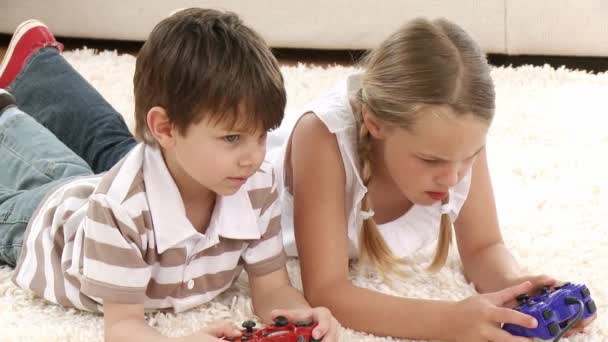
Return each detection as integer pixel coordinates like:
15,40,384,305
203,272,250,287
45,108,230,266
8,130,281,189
0,49,607,341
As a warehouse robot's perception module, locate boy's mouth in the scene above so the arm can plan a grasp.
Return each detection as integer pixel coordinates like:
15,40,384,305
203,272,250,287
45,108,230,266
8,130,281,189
228,176,249,184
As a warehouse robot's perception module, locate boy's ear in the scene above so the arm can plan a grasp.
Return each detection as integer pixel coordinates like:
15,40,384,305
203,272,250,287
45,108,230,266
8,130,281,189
147,107,175,148
362,104,386,139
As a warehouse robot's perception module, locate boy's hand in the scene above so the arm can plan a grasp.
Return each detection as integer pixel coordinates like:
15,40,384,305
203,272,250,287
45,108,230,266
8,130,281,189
197,320,242,340
270,307,339,341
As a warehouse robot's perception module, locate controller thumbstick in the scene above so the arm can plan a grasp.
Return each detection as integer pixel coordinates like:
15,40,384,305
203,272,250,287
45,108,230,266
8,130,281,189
242,320,256,333
516,294,530,304
295,319,314,327
273,315,289,327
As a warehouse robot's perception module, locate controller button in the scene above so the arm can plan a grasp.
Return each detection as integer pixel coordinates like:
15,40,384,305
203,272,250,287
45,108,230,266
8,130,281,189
548,322,560,336
274,315,289,327
581,287,591,298
539,286,550,294
516,294,530,304
295,319,314,327
241,336,251,341
542,309,554,320
296,336,306,342
242,320,256,333
587,300,597,314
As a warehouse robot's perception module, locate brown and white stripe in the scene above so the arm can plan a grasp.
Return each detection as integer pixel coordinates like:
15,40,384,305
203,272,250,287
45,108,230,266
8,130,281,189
13,143,286,313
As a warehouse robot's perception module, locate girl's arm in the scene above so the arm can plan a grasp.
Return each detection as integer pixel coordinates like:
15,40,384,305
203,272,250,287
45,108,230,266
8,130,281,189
454,149,598,335
454,148,526,293
290,115,535,340
290,113,456,339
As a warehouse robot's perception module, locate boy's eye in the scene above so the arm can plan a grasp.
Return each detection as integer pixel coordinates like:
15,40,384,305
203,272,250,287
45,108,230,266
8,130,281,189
223,135,240,143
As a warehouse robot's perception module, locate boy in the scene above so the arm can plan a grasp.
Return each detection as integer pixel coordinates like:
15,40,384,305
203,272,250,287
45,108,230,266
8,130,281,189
0,8,337,342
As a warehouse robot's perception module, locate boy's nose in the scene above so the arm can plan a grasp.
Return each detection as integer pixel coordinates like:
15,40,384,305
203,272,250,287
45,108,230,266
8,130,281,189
239,145,265,168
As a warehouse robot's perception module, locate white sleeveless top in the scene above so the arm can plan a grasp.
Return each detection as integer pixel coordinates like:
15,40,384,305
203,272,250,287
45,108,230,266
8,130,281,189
268,74,472,259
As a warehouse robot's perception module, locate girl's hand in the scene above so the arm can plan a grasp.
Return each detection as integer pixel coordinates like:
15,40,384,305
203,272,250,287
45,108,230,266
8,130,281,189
563,312,597,337
270,307,339,341
504,275,597,337
450,281,537,342
502,274,557,308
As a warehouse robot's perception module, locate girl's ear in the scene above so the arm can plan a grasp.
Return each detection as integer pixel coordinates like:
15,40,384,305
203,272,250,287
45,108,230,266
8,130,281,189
362,104,387,139
147,106,176,148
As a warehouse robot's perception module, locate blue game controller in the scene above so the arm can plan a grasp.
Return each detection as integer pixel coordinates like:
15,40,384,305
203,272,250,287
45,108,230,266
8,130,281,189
503,283,596,340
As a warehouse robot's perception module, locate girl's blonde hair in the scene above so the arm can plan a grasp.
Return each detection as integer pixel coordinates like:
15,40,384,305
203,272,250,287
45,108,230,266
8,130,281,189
355,18,495,275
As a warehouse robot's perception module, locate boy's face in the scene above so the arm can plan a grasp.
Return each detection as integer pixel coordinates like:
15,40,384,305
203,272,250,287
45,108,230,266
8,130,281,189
167,115,267,197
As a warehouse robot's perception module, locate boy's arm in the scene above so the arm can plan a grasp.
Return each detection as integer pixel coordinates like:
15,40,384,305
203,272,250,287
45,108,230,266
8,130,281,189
248,268,339,342
242,165,305,322
104,302,236,342
104,302,165,342
248,267,310,323
242,167,338,341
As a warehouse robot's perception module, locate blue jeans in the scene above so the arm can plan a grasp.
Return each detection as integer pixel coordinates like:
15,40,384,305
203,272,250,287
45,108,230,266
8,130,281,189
0,107,93,266
7,48,137,174
0,48,137,266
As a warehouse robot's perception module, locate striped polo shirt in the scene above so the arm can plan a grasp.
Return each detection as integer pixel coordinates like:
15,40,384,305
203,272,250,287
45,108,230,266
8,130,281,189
12,143,286,313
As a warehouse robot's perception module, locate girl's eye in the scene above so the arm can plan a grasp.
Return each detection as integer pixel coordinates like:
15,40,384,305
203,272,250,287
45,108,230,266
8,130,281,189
223,135,240,143
421,158,440,164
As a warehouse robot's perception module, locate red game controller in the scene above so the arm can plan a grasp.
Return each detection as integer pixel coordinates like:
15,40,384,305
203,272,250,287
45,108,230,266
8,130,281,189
222,315,322,341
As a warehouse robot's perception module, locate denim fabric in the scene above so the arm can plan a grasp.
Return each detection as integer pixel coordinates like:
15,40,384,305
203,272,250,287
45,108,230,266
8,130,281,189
0,107,92,266
8,48,137,174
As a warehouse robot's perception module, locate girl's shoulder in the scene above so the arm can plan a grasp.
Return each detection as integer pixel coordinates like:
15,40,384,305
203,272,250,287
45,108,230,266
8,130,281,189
308,74,362,134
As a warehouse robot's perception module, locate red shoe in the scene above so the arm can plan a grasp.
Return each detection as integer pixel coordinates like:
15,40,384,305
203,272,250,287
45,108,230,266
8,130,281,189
0,89,17,115
0,20,64,88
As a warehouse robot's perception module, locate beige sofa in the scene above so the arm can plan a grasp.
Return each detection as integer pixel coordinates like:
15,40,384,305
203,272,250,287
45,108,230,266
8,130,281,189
2,0,608,56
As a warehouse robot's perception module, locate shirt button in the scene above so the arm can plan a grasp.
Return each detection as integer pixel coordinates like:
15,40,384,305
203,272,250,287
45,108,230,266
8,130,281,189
187,279,194,289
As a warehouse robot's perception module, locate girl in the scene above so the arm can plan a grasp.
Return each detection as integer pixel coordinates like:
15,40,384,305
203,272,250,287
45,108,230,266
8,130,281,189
269,18,596,341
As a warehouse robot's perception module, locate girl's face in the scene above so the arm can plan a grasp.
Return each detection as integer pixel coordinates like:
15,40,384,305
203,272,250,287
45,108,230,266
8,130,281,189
370,106,490,206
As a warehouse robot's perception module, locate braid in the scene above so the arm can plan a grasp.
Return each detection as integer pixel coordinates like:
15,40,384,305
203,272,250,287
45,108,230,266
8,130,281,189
356,103,407,277
428,197,453,272
358,123,373,185
356,101,453,275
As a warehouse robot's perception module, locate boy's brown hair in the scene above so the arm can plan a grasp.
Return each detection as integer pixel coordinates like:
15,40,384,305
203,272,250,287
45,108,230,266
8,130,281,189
133,8,286,143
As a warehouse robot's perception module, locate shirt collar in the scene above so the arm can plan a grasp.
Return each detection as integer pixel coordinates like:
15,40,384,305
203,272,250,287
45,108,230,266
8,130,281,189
143,145,260,253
